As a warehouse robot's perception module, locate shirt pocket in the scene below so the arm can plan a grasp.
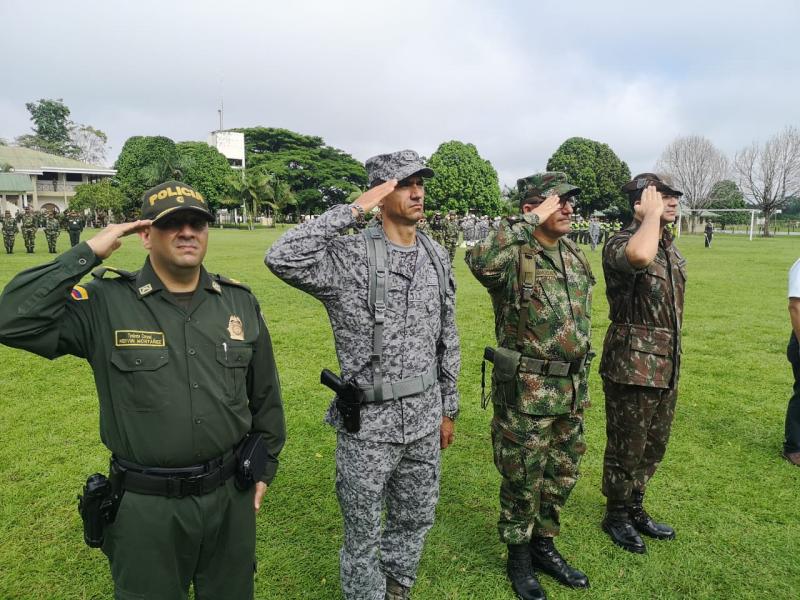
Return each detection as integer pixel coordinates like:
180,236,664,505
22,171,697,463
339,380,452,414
215,343,253,405
110,348,170,412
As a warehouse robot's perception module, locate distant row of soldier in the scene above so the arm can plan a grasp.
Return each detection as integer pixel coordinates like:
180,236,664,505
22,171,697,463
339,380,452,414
2,207,85,254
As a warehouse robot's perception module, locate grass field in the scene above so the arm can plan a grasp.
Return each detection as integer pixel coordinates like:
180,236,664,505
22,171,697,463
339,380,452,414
0,227,798,600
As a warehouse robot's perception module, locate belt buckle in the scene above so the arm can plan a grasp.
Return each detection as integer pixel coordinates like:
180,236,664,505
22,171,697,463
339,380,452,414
180,474,205,497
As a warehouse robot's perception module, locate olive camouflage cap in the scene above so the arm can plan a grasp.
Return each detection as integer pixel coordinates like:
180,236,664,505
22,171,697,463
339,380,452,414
517,172,580,205
622,173,683,197
140,180,213,223
365,149,434,187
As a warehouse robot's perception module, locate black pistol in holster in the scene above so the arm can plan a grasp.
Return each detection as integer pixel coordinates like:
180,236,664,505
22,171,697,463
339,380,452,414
321,369,364,433
481,346,495,409
77,470,123,548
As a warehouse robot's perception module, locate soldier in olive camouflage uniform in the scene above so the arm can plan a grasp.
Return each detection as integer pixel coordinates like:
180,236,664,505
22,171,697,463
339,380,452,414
21,207,37,253
467,172,594,600
2,210,17,254
599,173,686,554
44,210,61,253
443,212,459,262
267,149,460,600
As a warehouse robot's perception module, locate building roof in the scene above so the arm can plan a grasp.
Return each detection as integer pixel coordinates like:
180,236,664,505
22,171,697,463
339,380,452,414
0,146,115,175
0,173,34,193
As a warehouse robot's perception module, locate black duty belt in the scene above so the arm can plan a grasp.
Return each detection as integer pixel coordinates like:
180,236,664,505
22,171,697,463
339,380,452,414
112,450,237,499
519,355,588,377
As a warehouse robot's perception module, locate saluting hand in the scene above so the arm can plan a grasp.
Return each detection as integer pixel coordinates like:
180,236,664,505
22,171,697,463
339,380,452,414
531,195,562,223
86,220,152,260
350,179,398,218
634,185,664,222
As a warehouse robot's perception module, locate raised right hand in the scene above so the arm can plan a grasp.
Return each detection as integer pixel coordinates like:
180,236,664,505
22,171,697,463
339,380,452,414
350,179,398,217
531,194,563,223
634,185,664,221
86,220,152,260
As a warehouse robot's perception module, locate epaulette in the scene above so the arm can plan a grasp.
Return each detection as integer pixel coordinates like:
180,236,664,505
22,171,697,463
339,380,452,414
213,274,252,292
92,266,137,280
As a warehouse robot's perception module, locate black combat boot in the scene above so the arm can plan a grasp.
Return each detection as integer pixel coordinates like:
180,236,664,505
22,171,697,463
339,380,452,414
529,537,589,589
601,500,647,554
506,544,547,600
385,576,409,600
629,491,676,540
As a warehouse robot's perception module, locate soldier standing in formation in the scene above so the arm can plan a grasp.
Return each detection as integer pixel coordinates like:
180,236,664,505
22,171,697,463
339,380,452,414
267,149,460,600
44,209,61,254
67,211,85,247
784,256,800,466
0,180,286,598
589,216,601,251
467,172,594,600
599,173,686,554
443,211,459,262
2,210,17,254
21,206,37,253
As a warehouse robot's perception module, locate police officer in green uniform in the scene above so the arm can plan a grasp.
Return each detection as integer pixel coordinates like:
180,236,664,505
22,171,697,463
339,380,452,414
0,180,286,600
67,210,85,247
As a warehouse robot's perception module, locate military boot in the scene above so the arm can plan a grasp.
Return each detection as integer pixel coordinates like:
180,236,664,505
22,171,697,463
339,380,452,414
385,576,409,600
506,544,547,600
601,501,647,554
629,491,676,540
529,537,589,589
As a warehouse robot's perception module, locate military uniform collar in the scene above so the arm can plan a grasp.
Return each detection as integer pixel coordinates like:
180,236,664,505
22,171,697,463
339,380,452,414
135,258,219,298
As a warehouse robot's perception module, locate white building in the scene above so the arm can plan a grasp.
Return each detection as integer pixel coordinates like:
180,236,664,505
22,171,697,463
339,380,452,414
207,130,245,170
0,146,115,214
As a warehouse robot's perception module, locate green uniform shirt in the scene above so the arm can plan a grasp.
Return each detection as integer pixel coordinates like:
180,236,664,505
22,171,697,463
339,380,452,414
466,214,595,415
0,243,286,482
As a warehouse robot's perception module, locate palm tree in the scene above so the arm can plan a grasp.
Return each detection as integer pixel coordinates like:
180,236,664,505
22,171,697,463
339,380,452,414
224,170,274,230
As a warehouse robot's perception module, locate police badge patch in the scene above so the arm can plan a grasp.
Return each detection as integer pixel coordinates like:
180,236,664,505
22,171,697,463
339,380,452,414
227,315,244,340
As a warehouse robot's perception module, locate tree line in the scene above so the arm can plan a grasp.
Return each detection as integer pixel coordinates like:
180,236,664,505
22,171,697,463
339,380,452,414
4,98,798,235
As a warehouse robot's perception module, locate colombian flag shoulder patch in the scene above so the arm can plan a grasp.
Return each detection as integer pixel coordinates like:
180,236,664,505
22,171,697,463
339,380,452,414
70,285,89,301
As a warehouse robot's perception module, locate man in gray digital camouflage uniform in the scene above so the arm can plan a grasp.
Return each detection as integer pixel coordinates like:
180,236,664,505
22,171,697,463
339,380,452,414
266,149,460,600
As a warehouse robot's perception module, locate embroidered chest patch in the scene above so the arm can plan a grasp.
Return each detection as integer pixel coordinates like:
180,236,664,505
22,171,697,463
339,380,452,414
114,330,166,347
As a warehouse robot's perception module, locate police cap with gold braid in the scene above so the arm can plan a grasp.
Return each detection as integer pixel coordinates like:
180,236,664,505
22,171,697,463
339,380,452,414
140,180,214,223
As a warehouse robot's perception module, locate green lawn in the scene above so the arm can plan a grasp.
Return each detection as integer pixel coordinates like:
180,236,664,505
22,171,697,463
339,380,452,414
0,228,798,599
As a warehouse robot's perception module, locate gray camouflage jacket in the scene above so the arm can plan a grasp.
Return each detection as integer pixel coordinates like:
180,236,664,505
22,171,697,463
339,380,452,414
266,204,460,443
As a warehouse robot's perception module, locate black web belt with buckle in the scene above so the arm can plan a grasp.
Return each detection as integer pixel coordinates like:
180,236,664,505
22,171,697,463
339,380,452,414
519,355,587,377
112,450,237,498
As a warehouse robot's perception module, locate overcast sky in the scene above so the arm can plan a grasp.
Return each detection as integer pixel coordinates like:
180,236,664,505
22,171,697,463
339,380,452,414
2,0,798,187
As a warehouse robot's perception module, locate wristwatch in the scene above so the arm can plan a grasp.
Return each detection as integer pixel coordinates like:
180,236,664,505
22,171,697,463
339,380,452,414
352,203,366,226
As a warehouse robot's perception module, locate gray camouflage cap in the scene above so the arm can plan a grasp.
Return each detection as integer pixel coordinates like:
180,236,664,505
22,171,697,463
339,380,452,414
365,149,434,186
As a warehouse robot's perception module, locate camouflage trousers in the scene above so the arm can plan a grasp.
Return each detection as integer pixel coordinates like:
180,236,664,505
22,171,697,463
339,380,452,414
335,430,440,600
3,233,14,254
491,403,586,544
601,379,678,502
45,231,59,253
22,229,35,252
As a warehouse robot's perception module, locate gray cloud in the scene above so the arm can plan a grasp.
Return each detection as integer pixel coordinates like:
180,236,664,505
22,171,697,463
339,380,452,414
1,0,798,186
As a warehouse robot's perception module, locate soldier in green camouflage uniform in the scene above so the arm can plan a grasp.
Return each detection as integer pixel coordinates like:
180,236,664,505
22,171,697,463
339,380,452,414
467,172,594,600
443,212,459,262
44,210,61,253
21,207,37,253
599,173,686,554
2,210,18,254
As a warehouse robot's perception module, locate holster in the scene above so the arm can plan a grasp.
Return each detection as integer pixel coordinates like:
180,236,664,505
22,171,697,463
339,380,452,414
77,470,123,549
482,346,522,408
235,433,270,491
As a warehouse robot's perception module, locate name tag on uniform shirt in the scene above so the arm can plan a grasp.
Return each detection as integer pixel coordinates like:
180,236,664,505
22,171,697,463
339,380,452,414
536,269,558,279
114,330,166,347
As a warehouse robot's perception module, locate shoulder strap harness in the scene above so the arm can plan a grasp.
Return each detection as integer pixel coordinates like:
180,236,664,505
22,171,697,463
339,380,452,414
363,226,447,404
516,244,538,350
